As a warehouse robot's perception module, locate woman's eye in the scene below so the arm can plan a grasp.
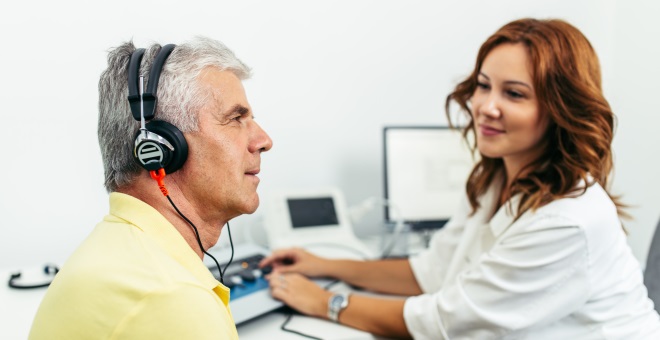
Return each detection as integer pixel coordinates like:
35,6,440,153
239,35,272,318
507,90,524,99
476,82,490,90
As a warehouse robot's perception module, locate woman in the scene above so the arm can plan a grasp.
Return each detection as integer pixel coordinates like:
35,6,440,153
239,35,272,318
260,18,660,339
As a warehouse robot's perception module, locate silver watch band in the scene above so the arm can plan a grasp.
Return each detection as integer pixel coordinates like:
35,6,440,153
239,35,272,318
327,292,350,322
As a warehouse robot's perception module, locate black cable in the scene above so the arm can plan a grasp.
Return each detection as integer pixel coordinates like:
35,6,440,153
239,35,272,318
7,265,60,290
221,221,235,280
280,313,323,340
165,195,234,285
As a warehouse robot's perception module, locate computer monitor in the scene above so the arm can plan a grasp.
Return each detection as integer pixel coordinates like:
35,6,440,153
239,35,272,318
383,126,475,230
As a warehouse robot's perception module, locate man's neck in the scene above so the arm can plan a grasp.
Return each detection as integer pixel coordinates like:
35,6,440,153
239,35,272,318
116,173,226,259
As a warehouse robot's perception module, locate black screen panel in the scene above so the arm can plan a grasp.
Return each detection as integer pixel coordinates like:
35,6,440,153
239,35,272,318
287,197,339,228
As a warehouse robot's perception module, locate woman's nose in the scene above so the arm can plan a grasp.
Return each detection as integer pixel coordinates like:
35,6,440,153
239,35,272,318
479,95,501,119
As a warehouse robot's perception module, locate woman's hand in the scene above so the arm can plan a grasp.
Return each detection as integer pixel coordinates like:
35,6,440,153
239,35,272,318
259,247,329,277
267,272,332,318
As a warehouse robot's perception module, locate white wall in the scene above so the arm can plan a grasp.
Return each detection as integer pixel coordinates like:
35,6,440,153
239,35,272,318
610,0,660,265
1,0,657,269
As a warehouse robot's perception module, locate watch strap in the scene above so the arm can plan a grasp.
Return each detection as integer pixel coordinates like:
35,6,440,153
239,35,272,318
327,292,350,322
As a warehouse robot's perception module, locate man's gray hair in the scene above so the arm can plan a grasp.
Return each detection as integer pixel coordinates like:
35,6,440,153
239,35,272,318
98,36,251,192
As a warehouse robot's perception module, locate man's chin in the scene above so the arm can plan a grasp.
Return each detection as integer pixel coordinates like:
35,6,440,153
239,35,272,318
243,196,260,215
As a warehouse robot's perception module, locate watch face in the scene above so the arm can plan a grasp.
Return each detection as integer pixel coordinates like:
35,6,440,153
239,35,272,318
330,295,345,309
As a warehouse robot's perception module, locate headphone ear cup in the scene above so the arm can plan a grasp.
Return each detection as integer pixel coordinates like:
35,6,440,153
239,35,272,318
44,265,59,275
8,265,59,289
143,121,189,174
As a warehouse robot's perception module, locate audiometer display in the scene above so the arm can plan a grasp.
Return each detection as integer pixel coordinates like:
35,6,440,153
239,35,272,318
287,197,339,228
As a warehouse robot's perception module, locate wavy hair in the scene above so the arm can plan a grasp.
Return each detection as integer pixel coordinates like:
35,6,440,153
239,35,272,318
445,18,625,218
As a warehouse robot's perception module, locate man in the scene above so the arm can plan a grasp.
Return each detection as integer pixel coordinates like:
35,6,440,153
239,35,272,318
29,37,272,339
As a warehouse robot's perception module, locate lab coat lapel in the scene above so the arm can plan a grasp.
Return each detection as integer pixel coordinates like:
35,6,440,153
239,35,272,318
441,179,502,287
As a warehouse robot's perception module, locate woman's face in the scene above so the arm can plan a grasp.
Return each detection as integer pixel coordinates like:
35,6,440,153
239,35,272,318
471,42,549,176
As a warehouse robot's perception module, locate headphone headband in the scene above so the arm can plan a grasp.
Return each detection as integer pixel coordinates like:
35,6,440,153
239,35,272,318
126,44,176,121
127,48,146,121
143,44,176,120
126,43,188,174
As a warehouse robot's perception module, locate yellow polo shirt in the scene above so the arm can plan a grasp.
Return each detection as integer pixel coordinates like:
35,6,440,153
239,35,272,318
29,193,238,340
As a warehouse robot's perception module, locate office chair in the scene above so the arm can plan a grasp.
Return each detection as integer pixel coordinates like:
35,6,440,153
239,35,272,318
644,217,660,313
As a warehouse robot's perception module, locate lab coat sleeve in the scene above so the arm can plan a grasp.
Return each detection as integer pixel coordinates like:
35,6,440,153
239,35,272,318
403,215,589,339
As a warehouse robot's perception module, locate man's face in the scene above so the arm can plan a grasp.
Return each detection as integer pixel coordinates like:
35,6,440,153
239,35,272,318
175,67,273,222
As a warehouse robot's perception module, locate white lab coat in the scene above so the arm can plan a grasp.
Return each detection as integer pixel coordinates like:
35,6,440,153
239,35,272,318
403,178,660,339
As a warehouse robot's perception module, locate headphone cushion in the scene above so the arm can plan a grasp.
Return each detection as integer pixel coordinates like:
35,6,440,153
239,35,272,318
44,265,59,275
144,120,189,173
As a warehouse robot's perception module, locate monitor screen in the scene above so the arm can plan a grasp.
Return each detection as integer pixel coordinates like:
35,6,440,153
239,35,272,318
287,197,339,228
383,126,475,230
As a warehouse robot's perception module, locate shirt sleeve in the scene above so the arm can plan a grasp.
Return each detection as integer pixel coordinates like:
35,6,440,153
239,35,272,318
404,215,589,339
112,284,238,340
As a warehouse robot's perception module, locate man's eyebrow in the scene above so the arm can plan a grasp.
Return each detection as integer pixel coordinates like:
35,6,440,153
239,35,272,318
226,104,250,116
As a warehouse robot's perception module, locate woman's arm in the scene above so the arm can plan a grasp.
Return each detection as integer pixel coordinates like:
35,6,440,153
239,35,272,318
322,258,422,296
268,272,412,339
260,247,422,295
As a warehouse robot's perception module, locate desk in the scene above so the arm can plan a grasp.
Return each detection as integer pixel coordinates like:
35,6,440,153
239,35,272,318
0,269,387,340
1,267,48,340
238,308,384,339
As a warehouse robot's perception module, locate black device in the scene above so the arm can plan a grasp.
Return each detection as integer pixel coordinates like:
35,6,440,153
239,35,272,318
7,265,59,289
127,44,188,173
287,197,340,228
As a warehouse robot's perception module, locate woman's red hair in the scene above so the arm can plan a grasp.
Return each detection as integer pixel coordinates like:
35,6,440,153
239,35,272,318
446,18,625,218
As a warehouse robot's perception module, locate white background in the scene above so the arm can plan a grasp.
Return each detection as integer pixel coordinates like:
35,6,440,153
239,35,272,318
1,0,659,270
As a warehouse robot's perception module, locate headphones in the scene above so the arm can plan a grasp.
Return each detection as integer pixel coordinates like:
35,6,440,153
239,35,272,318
127,44,236,284
127,44,188,174
8,265,59,289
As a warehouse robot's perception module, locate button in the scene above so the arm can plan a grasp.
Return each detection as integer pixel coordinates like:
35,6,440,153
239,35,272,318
260,265,273,275
239,270,256,282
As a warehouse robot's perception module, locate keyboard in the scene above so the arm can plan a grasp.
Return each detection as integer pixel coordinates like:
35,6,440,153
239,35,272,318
205,243,284,324
208,253,273,300
205,243,340,324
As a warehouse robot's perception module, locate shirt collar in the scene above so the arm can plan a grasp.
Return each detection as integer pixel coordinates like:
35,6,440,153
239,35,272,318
489,194,521,237
476,175,521,238
483,175,593,237
107,192,228,295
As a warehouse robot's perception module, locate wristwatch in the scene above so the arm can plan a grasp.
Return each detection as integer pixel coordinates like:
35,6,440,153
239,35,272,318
327,292,350,322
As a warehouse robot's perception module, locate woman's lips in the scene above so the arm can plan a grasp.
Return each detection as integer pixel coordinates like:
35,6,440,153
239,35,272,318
479,125,504,136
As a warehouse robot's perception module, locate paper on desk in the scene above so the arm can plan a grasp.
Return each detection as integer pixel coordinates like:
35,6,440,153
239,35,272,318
284,314,380,340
